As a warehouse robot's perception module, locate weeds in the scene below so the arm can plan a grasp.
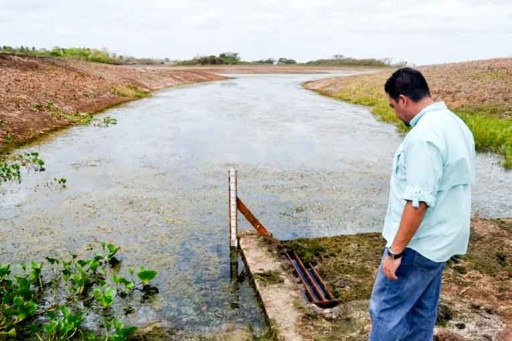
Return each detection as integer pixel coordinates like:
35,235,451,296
0,242,158,340
253,270,284,286
0,151,45,185
53,177,67,188
93,116,118,128
109,85,151,99
46,102,94,125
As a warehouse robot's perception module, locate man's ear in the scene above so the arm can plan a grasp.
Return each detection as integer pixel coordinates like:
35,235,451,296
398,94,408,106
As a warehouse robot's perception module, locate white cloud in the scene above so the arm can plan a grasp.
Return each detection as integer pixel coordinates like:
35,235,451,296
0,0,511,64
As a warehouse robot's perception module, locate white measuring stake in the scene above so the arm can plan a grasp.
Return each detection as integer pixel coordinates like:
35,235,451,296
229,168,238,248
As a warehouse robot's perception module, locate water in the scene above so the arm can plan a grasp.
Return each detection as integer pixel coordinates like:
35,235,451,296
1,73,511,336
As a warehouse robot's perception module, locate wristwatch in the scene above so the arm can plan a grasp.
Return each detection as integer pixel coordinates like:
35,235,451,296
387,247,404,259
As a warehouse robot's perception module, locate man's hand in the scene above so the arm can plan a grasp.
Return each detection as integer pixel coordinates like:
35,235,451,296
382,256,401,281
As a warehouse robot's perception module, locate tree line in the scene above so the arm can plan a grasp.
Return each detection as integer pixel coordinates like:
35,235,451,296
0,46,169,65
0,46,407,67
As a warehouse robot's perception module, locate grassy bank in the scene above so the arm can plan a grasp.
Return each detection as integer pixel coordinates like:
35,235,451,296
305,59,512,169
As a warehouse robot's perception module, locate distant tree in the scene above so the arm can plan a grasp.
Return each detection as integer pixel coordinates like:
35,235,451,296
394,60,408,67
277,57,297,65
219,52,241,64
253,58,275,65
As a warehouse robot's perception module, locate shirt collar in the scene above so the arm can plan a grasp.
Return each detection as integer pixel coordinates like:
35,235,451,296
409,101,447,127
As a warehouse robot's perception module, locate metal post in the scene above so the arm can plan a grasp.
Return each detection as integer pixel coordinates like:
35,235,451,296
228,168,238,248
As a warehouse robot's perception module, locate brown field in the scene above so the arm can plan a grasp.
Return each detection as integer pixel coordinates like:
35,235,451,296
306,58,512,117
0,54,226,151
167,64,381,74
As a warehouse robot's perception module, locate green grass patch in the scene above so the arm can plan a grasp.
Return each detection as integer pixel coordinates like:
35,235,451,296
457,109,512,168
284,233,384,303
110,84,152,99
254,270,285,286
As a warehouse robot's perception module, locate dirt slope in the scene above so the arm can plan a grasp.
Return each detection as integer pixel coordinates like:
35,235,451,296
305,58,512,117
0,54,225,151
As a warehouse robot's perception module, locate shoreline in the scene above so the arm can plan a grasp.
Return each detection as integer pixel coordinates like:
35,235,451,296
0,54,230,153
0,54,379,154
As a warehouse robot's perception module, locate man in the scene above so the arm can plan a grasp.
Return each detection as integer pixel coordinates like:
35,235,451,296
369,68,475,340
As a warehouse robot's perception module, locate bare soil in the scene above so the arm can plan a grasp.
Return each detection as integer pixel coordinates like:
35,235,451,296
168,64,382,74
305,58,512,118
0,56,377,152
0,54,226,151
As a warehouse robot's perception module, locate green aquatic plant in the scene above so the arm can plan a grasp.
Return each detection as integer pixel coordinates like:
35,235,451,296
93,116,118,127
53,177,67,188
40,306,85,341
103,317,137,341
0,151,45,185
137,267,157,286
0,242,158,340
47,102,94,125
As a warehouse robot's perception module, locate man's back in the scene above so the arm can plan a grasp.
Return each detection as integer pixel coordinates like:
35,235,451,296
382,101,476,262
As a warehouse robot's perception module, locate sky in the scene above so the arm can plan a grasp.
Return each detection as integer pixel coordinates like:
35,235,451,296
1,0,511,65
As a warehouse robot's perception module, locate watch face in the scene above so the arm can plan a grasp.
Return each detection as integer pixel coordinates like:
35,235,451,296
387,248,401,259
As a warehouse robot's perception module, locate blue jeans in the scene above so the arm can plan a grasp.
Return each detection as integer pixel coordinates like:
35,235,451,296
369,248,445,341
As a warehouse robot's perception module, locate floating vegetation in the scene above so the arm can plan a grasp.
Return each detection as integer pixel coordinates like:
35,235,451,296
0,241,159,340
53,177,67,188
0,151,45,185
93,116,118,128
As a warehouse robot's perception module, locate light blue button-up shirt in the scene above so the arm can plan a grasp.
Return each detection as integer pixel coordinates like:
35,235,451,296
382,102,476,262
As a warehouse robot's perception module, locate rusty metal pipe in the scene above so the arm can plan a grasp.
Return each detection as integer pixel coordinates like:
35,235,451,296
290,251,327,302
286,252,318,302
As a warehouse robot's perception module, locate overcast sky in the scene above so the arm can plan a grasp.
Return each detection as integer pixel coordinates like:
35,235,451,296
1,0,511,65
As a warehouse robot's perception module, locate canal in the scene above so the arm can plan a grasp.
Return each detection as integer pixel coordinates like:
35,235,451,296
1,73,510,337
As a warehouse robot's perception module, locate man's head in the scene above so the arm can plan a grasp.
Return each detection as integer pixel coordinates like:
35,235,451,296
384,68,432,125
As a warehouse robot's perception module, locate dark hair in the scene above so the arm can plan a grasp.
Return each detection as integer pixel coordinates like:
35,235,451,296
384,67,431,102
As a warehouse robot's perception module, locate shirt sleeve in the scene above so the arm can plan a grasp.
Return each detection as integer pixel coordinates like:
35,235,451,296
402,138,443,208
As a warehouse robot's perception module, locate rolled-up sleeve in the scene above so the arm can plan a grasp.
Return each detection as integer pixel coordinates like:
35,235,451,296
403,138,443,208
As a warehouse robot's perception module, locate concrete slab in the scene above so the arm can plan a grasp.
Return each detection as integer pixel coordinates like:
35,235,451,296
238,231,304,341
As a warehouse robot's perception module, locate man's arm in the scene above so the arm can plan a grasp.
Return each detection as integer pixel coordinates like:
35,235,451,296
382,200,427,280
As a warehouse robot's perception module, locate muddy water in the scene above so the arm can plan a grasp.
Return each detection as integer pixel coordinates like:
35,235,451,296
1,73,511,336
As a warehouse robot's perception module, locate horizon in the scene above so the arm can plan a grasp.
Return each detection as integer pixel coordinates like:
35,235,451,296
1,0,511,66
2,45,512,67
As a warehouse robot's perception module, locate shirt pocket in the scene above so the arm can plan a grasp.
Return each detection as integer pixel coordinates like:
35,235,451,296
394,150,407,180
